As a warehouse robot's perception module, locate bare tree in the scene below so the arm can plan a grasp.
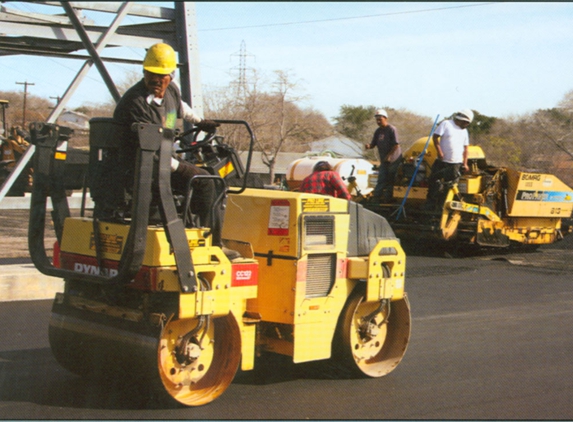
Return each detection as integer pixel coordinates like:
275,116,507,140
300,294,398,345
389,108,434,149
533,94,573,160
205,69,332,181
254,70,317,181
204,70,265,153
470,91,573,185
495,90,573,183
0,90,53,129
117,69,143,96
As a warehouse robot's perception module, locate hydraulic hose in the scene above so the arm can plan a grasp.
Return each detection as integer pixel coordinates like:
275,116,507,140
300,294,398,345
395,114,440,221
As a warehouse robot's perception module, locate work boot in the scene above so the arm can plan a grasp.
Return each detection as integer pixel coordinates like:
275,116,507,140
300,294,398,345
366,195,381,205
221,246,241,261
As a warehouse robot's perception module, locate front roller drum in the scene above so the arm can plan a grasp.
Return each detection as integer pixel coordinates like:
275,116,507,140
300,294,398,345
158,314,242,407
334,285,411,378
48,305,160,379
49,301,241,407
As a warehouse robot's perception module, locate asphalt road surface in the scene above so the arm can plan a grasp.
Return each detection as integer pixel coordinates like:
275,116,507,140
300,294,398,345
1,248,573,419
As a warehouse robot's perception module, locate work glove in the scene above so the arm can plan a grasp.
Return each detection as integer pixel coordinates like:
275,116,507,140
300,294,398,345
195,119,220,132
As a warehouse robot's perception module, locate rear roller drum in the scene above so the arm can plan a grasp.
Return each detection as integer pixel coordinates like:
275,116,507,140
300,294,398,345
158,313,241,407
334,284,411,378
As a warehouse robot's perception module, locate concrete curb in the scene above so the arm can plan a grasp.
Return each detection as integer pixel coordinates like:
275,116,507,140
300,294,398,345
0,264,63,301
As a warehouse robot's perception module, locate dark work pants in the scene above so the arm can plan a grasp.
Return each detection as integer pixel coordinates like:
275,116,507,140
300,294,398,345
372,158,402,202
172,161,224,247
425,160,461,211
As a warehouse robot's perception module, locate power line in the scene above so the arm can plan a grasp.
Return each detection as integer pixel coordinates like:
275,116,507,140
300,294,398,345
199,2,498,32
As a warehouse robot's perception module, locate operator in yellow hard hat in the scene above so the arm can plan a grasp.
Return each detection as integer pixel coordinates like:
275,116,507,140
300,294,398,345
112,43,225,247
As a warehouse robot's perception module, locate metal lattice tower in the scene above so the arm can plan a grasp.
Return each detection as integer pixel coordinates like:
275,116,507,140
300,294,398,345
0,1,202,203
230,40,255,96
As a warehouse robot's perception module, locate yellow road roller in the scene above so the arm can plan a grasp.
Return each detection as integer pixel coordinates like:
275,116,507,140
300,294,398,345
28,119,410,406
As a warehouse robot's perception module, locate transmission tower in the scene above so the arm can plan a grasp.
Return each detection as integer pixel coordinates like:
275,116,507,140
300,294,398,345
230,40,255,96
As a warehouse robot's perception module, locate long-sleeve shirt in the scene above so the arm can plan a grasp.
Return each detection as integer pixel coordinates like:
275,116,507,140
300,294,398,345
298,170,352,200
113,78,206,172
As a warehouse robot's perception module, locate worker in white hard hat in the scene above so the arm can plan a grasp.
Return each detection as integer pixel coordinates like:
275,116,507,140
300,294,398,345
365,108,402,203
111,43,226,247
425,109,474,211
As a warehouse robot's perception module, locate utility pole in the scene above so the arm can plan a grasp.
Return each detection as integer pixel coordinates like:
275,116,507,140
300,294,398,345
16,81,35,126
50,96,62,110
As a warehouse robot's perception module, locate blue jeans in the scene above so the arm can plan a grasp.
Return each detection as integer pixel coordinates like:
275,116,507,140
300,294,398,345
373,158,402,202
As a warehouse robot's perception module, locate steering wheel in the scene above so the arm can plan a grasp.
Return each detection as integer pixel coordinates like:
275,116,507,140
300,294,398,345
175,125,218,154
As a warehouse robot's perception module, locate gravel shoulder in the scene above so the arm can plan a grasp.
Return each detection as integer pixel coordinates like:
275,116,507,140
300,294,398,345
0,209,57,263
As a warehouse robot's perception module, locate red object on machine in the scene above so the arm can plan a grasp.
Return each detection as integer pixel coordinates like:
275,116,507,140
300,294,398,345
53,241,60,268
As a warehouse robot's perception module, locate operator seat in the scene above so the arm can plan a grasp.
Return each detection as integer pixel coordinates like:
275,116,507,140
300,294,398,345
88,117,127,221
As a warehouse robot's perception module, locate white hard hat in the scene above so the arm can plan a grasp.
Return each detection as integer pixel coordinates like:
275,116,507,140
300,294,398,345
374,109,388,118
456,109,474,123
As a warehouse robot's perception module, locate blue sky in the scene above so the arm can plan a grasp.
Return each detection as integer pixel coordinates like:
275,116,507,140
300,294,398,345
1,2,573,122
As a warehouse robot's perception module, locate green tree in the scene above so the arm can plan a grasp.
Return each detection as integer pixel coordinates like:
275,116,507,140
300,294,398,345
334,105,377,144
468,110,498,138
333,105,433,161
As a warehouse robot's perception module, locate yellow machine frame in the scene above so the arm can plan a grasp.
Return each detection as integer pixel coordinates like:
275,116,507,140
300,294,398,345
32,121,411,407
224,189,406,363
372,136,573,247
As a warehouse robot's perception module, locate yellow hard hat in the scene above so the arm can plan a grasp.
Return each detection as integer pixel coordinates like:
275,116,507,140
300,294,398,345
143,43,177,75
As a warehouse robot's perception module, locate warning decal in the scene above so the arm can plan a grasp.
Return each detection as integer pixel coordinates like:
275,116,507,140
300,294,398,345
302,197,330,212
268,199,290,236
89,233,124,254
